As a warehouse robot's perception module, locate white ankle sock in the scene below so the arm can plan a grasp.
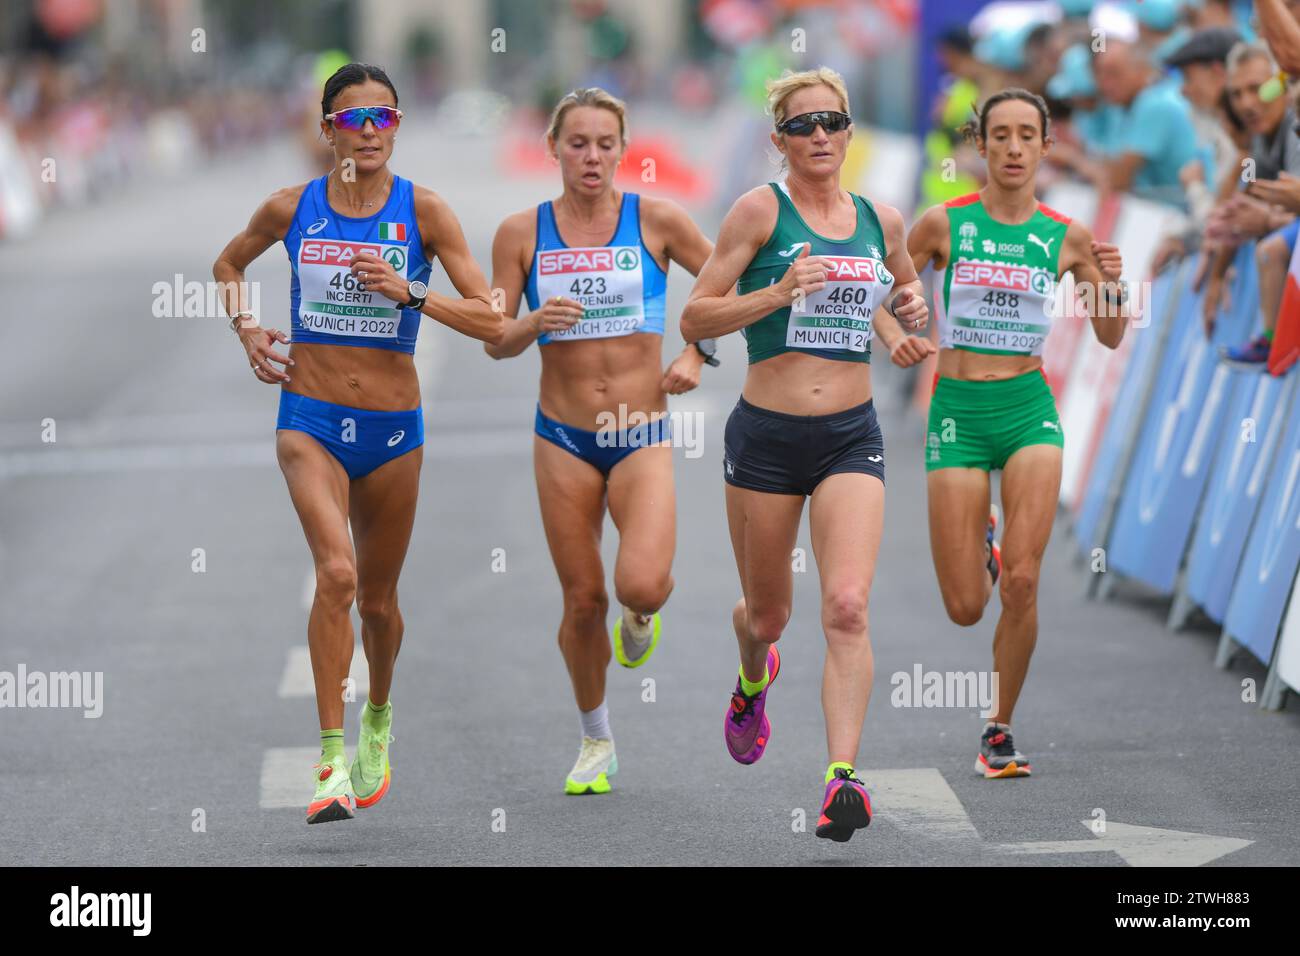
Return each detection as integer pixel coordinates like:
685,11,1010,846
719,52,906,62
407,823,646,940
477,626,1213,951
580,701,612,740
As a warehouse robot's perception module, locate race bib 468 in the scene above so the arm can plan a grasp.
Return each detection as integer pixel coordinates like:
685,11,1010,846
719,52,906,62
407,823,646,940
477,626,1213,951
297,238,408,339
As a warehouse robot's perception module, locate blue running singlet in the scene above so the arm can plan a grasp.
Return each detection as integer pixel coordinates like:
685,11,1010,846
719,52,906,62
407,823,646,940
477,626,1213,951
524,192,666,345
283,173,432,354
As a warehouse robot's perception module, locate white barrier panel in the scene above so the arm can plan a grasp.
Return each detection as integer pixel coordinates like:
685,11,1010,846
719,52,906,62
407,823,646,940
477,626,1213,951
1050,189,1188,507
0,121,40,240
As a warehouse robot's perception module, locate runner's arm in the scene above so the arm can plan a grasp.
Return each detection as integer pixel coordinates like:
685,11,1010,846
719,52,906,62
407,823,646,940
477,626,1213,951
415,188,503,345
680,188,788,341
906,203,949,277
644,195,716,367
484,211,544,359
873,204,934,363
1063,220,1127,349
212,186,300,325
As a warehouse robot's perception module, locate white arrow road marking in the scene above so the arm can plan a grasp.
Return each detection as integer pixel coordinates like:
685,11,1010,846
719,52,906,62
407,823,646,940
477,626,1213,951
997,821,1253,866
276,646,369,699
869,769,982,840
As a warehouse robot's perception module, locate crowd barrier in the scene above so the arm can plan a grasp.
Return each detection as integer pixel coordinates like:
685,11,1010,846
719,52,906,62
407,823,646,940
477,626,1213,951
1048,184,1300,711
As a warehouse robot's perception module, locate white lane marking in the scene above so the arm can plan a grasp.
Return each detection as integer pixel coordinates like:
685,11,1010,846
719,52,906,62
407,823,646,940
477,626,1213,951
276,645,370,699
0,442,273,478
259,746,323,809
870,768,982,840
0,429,532,477
0,411,268,451
998,821,1254,867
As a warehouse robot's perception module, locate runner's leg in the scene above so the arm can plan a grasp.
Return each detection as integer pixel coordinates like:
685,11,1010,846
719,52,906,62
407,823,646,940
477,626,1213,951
607,443,675,617
926,467,994,626
534,435,612,711
349,445,423,707
808,471,883,765
990,443,1061,725
277,430,355,732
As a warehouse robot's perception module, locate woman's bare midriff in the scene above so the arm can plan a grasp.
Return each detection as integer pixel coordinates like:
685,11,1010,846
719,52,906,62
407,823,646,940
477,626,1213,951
284,341,421,410
741,351,872,416
935,348,1042,382
538,333,666,430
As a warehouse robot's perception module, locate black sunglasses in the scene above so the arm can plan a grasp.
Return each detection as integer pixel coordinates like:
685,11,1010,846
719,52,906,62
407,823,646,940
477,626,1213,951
777,110,852,136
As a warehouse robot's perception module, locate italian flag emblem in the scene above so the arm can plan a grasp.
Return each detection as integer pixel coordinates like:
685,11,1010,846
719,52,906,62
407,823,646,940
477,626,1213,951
378,222,406,242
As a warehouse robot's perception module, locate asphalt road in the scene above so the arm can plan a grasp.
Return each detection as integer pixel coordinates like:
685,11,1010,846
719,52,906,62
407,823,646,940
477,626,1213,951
1,118,1296,866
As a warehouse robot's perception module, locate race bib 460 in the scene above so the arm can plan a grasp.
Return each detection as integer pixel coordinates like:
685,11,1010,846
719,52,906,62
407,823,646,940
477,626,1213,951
786,255,892,352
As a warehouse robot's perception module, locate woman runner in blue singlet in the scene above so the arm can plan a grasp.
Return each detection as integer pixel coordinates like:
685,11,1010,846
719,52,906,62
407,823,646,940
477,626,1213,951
213,63,502,824
487,88,717,794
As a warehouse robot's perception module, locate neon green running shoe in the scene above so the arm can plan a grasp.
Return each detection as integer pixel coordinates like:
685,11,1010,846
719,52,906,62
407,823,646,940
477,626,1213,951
307,755,355,824
350,703,393,809
613,608,661,668
564,736,617,795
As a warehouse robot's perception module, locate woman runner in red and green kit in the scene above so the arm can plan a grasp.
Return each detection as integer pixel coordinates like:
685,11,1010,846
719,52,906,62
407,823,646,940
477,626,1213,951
898,89,1128,778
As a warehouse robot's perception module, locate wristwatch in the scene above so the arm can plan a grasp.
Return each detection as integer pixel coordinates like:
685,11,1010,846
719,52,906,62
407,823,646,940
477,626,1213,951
403,280,428,310
693,338,720,367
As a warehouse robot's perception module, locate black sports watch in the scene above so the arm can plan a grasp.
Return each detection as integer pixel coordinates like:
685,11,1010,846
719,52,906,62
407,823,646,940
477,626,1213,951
403,280,428,310
693,338,720,367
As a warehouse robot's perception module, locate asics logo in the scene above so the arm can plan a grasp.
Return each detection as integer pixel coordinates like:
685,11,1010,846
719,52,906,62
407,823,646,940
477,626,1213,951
778,242,807,258
307,217,329,235
1028,233,1054,257
387,430,405,446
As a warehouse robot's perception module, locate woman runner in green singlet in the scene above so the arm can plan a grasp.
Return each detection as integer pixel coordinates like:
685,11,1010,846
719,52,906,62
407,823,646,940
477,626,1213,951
682,67,930,843
902,89,1128,779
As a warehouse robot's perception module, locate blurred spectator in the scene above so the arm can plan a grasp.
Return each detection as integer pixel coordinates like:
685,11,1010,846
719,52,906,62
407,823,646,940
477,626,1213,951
1128,0,1188,64
1021,21,1066,93
973,22,1037,95
1187,0,1249,33
1220,220,1294,364
1165,27,1244,218
1226,41,1299,181
1043,43,1120,181
920,25,983,207
1078,39,1199,202
1056,0,1099,47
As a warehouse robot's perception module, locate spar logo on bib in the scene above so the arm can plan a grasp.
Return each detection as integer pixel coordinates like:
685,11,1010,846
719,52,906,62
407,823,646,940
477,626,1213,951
615,248,639,271
300,239,384,266
823,256,881,282
954,261,1032,292
539,249,619,274
383,247,406,271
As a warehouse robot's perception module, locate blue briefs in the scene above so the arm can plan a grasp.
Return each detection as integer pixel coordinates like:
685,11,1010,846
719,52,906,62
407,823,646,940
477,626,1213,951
277,391,424,480
534,404,670,477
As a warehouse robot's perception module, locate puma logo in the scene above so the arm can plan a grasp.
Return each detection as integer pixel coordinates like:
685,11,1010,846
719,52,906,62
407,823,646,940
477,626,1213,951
1042,420,1060,432
1028,233,1054,257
